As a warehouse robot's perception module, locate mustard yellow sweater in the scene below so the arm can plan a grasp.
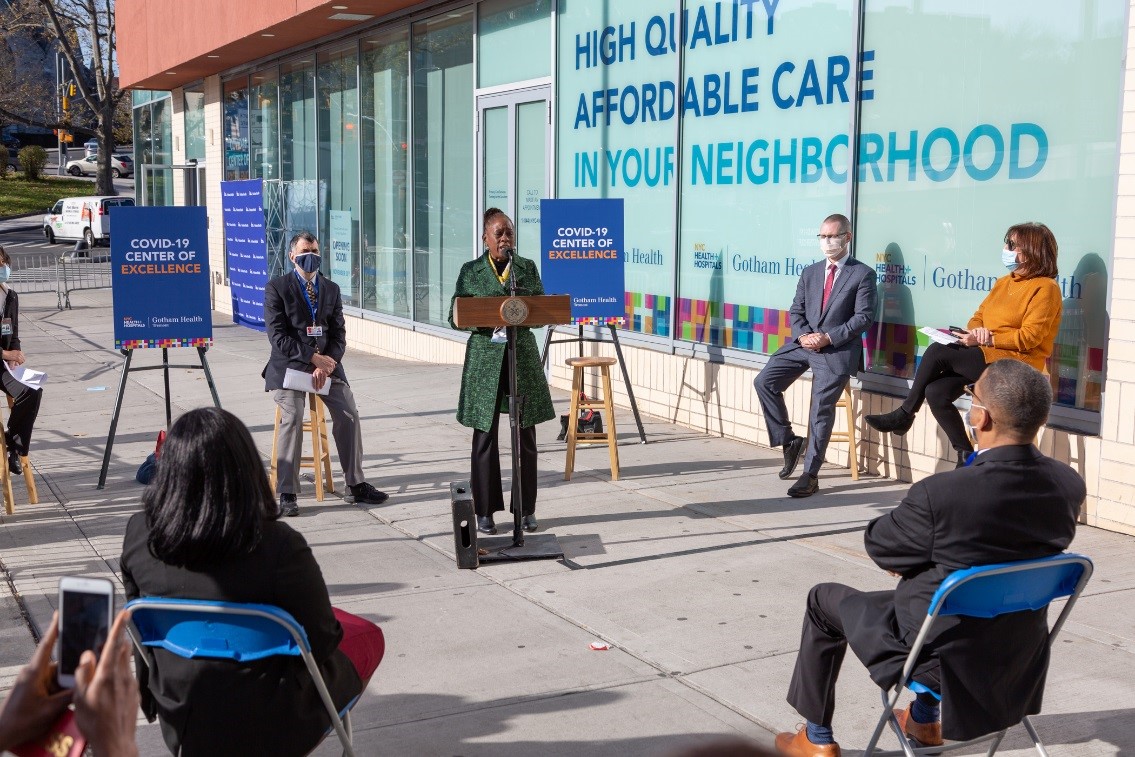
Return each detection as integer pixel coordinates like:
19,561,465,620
967,274,1062,371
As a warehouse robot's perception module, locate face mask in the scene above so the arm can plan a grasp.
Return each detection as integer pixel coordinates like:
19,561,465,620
1001,248,1019,271
296,253,321,274
820,236,846,258
0,266,9,283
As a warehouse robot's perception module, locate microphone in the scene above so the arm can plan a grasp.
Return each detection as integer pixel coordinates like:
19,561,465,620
503,247,515,260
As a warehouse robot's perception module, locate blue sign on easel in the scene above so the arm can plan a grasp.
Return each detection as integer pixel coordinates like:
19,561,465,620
110,206,212,349
221,179,268,331
540,198,625,323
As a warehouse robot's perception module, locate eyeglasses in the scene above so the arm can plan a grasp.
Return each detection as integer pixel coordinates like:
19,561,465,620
1004,238,1020,251
817,233,847,241
964,383,993,421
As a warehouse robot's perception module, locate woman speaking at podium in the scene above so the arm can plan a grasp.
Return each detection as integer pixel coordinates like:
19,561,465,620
449,208,554,535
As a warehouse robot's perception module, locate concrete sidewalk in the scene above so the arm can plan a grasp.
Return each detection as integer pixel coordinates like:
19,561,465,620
0,289,1131,756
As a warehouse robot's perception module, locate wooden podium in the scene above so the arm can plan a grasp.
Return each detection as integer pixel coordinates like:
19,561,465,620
453,293,571,562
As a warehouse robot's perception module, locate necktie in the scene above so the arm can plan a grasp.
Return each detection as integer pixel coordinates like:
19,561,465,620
305,279,317,318
821,263,836,309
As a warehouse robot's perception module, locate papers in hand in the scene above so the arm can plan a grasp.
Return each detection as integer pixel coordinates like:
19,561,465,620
283,367,330,395
919,327,960,346
6,363,47,389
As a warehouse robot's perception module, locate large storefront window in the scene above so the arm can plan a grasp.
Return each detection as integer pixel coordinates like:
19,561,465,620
856,0,1123,412
361,27,411,317
412,8,474,327
281,59,317,181
250,68,280,180
478,0,551,87
318,45,361,308
556,0,679,339
132,91,173,206
678,2,854,351
223,77,249,180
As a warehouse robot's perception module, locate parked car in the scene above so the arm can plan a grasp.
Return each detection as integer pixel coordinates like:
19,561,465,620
42,195,135,247
1,135,19,151
65,153,133,178
84,139,100,157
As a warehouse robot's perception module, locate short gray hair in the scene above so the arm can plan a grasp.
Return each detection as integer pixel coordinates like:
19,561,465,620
288,231,317,252
980,359,1052,439
822,213,850,234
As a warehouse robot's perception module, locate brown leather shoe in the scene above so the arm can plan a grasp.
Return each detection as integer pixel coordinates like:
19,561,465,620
894,704,944,747
774,725,841,757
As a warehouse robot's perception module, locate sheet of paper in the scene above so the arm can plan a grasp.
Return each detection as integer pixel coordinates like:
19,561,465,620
6,363,47,389
919,326,960,346
282,367,331,396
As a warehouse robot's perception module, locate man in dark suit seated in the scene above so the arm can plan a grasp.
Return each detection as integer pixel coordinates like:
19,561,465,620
264,231,387,516
754,213,876,498
775,359,1084,757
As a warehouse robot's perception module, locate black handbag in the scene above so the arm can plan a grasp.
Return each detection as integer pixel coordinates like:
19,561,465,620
557,394,603,441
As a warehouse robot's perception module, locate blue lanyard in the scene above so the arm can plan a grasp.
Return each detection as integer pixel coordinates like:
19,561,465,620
295,271,319,324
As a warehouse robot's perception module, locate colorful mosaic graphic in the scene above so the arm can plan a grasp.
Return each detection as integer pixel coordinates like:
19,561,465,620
865,321,918,378
574,316,626,326
623,291,671,337
675,297,793,353
115,337,213,350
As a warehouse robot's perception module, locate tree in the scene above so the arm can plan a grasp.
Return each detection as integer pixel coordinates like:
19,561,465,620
2,0,126,195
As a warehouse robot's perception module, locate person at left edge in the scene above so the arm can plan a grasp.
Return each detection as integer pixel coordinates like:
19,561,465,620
263,231,387,516
449,208,555,535
0,245,43,477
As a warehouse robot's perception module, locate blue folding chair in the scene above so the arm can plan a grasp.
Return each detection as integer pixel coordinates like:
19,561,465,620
863,552,1094,757
125,597,358,757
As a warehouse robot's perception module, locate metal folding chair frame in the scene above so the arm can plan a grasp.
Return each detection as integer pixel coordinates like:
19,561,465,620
863,553,1094,757
125,597,357,757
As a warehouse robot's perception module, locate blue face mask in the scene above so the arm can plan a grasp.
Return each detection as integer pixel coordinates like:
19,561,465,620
0,265,9,283
1001,248,1019,272
296,253,321,274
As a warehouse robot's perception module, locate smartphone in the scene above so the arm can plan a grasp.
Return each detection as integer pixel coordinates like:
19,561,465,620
56,576,114,688
948,326,968,335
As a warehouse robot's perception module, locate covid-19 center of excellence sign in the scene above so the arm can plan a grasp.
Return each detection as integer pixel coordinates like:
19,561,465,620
540,198,625,324
110,206,213,349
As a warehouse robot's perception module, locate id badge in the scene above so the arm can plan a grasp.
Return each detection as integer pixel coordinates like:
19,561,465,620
0,319,11,337
307,325,324,337
490,327,508,344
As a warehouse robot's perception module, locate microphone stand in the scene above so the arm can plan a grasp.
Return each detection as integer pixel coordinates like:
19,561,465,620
505,248,526,547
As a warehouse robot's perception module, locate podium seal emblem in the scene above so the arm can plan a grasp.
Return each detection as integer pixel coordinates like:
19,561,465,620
500,297,529,326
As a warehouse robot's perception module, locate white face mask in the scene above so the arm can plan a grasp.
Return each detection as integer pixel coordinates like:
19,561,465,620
819,234,847,258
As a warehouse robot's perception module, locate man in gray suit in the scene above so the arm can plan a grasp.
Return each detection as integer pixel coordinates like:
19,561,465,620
755,214,876,497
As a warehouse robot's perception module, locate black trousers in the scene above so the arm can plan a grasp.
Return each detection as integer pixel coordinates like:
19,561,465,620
470,356,537,517
1,370,42,456
900,342,987,453
787,583,941,727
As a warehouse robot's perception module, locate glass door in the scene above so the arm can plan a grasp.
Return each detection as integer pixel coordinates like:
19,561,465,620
476,86,551,268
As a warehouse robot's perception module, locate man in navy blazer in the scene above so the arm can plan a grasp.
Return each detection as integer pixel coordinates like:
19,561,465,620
754,213,876,497
263,231,387,516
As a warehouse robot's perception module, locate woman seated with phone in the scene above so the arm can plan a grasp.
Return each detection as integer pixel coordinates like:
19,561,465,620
120,408,384,756
866,222,1062,465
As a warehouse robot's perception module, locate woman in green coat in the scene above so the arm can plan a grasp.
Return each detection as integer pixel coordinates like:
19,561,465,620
448,208,555,535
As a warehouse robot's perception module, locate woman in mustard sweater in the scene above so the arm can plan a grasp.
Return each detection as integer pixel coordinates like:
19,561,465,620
866,222,1062,464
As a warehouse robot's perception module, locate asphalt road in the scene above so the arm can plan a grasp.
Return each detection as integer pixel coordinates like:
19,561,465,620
0,227,90,269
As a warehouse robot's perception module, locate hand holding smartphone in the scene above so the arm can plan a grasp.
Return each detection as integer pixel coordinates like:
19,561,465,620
56,577,114,689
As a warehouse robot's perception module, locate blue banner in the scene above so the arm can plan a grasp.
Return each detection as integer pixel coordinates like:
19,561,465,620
221,179,268,331
540,198,625,323
111,206,212,349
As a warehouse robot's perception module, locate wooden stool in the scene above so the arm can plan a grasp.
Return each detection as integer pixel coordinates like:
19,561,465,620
0,396,39,515
827,385,860,480
564,356,620,481
270,393,335,501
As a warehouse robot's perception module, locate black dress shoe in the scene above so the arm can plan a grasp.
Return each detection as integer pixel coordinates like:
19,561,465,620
348,482,389,505
779,436,807,480
865,407,915,435
279,493,299,517
477,515,497,535
787,472,819,498
522,515,538,532
7,450,21,476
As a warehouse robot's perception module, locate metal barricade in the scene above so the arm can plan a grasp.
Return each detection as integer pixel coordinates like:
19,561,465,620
56,248,113,310
9,253,61,295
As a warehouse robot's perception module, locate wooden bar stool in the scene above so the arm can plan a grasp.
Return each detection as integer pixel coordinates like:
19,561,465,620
0,396,39,515
270,393,335,501
564,356,620,481
826,384,860,480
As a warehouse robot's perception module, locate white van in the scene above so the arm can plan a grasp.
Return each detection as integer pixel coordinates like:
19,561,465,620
42,196,135,247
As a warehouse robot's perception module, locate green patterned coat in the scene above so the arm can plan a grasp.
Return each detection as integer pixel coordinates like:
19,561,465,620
449,253,555,432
